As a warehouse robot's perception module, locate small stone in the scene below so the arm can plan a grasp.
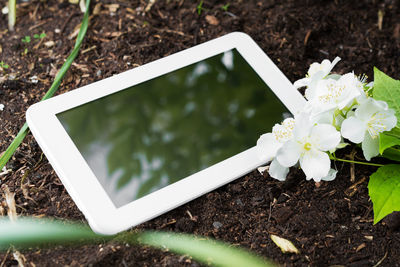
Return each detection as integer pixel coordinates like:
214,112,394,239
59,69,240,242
96,70,102,77
205,15,219,26
29,76,39,84
0,104,4,111
44,41,55,48
212,221,223,229
235,199,244,206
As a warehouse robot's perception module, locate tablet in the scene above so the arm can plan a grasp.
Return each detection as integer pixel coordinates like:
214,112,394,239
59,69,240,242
26,32,306,235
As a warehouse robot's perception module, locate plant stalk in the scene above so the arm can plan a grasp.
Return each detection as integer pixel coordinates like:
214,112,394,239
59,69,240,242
330,156,384,167
0,0,91,170
8,0,16,31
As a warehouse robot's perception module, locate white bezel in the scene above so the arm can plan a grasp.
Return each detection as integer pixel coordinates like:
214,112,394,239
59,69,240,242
26,32,306,235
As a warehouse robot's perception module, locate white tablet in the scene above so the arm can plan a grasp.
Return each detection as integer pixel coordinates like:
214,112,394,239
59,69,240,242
26,32,306,235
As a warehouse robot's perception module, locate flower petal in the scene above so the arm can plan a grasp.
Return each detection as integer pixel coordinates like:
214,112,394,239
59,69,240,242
355,98,385,121
310,124,341,151
293,112,313,140
362,133,379,161
321,168,338,181
276,140,302,167
300,149,331,182
256,133,282,162
341,116,367,144
268,158,289,181
293,77,311,89
379,109,397,132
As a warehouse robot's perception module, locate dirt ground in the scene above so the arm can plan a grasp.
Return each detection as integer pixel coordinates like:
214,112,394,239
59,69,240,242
1,0,400,266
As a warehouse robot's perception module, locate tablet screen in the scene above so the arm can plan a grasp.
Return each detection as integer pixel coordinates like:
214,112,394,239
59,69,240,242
57,49,290,208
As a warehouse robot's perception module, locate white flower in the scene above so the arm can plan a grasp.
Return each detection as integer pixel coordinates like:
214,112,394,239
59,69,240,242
256,118,295,181
275,113,341,182
294,57,341,93
256,118,295,161
0,104,4,111
309,73,361,113
341,98,397,160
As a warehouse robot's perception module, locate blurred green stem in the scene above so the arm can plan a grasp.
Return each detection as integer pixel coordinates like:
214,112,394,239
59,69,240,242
8,0,16,31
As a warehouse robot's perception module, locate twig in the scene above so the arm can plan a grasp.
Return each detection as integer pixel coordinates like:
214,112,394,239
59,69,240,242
373,250,388,267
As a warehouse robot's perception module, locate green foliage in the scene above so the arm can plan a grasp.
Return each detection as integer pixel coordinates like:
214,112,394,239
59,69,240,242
0,0,91,171
0,61,9,69
0,218,106,250
370,69,400,224
122,231,274,267
375,70,400,162
221,3,230,11
373,67,400,128
368,165,400,224
197,0,204,15
21,36,31,43
379,127,400,154
34,32,46,39
0,218,275,267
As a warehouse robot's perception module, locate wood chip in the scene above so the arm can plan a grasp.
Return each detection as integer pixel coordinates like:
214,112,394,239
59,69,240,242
356,243,366,252
364,235,373,241
378,10,384,31
93,3,102,15
270,234,300,254
3,185,17,221
106,4,119,13
205,15,219,26
145,0,157,12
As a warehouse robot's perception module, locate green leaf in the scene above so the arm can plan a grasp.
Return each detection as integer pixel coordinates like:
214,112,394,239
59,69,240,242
0,0,91,171
373,67,400,128
121,231,275,267
0,218,275,267
379,129,400,154
368,164,400,224
382,147,400,162
0,217,107,250
33,33,40,39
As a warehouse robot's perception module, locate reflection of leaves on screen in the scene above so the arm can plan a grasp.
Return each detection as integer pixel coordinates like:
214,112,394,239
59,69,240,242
57,50,289,207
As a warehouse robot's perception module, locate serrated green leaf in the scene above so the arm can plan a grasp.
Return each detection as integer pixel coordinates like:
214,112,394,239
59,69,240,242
380,134,400,154
373,67,400,128
368,164,400,224
382,147,400,162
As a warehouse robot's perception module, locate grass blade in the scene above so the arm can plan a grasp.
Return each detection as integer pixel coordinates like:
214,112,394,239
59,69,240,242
0,0,91,171
121,231,275,267
0,218,274,267
0,217,108,250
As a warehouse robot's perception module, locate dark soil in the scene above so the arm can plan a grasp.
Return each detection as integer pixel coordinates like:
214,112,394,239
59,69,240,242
1,0,400,266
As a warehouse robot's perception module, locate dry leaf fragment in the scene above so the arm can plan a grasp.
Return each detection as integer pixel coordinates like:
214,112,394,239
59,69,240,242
44,40,55,47
205,15,219,26
257,165,269,174
93,3,102,15
270,234,300,254
106,4,119,13
3,185,17,221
